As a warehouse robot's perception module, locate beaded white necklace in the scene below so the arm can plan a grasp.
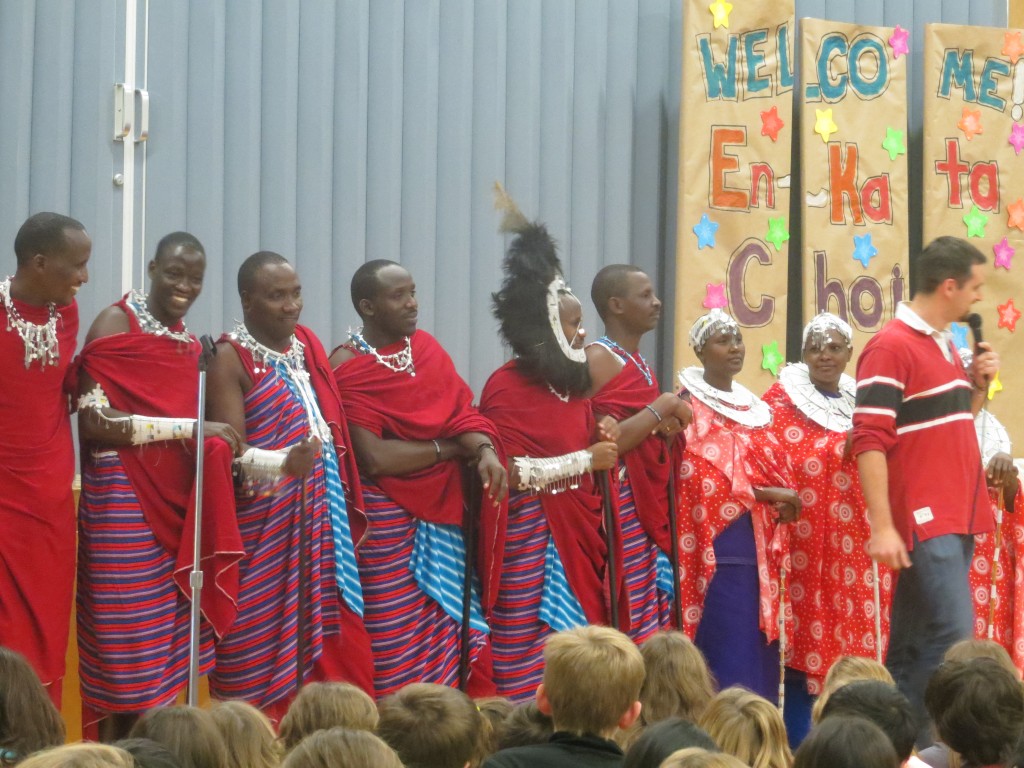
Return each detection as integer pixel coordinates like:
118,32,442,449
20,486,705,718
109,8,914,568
778,363,855,433
678,366,771,428
0,277,59,369
348,329,416,376
126,289,193,344
230,321,305,375
230,321,329,442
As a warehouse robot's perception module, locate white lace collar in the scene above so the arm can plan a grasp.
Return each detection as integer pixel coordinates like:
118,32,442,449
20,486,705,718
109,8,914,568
778,363,855,433
677,366,771,428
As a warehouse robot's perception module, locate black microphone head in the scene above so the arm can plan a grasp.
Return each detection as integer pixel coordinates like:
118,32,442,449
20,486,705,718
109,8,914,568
966,313,983,333
200,334,218,357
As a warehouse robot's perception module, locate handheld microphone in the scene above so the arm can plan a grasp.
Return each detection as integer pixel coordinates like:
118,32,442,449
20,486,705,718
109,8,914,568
966,313,984,355
200,334,218,358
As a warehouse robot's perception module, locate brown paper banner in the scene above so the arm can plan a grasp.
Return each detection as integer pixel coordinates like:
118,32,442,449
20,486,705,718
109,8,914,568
674,0,795,388
799,18,910,356
923,23,1024,439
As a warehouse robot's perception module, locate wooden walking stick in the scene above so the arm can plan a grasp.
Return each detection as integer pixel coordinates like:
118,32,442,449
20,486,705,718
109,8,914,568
599,470,620,631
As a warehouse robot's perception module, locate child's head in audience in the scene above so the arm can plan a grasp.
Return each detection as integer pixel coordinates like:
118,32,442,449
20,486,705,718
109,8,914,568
659,747,747,768
623,717,718,768
819,680,915,764
474,698,512,759
17,744,135,768
925,657,1024,768
281,727,403,768
377,683,486,768
793,716,899,768
943,638,1019,676
112,738,182,768
639,632,716,725
698,687,792,768
497,702,553,751
538,625,644,739
810,655,894,723
278,682,378,751
0,646,64,764
208,701,280,768
129,705,229,768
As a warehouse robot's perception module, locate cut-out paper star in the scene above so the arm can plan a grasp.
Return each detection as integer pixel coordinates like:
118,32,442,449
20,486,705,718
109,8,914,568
998,298,1022,332
765,217,790,251
708,0,733,29
814,109,838,143
761,340,784,377
703,282,728,309
1008,198,1024,231
1004,31,1024,65
994,237,1016,270
1009,123,1024,155
963,205,989,238
760,106,785,142
958,108,984,141
988,370,1003,400
852,233,878,268
693,214,719,249
882,126,906,160
889,25,910,59
950,322,969,351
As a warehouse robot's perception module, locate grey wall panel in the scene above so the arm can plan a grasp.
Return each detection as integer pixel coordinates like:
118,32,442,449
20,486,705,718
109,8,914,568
4,0,1009,399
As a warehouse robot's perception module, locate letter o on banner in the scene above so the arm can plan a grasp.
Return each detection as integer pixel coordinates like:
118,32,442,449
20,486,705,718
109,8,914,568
848,34,888,100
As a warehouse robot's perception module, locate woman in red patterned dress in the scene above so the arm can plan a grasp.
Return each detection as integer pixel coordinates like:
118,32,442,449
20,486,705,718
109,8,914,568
677,309,800,703
762,312,894,738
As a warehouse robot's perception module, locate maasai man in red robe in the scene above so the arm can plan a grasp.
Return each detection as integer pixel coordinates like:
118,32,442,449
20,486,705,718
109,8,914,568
0,212,90,707
75,232,245,740
966,400,1024,671
330,260,508,697
207,252,373,722
479,188,622,701
586,265,692,644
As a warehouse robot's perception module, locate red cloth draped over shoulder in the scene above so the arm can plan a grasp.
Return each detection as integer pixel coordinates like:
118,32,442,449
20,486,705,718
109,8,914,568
75,301,243,638
0,298,79,691
480,361,628,627
332,329,507,611
590,362,682,555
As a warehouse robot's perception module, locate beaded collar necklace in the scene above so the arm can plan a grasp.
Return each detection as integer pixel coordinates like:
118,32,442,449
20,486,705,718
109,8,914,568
778,363,854,432
230,321,305,376
0,277,59,368
348,329,416,376
596,336,653,385
678,366,771,428
126,289,193,344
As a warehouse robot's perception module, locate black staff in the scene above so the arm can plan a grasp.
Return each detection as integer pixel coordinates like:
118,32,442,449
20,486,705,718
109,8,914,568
459,467,481,691
599,470,620,631
667,446,684,631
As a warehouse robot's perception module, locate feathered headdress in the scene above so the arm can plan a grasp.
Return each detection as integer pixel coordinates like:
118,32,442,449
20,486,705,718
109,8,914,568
491,182,590,395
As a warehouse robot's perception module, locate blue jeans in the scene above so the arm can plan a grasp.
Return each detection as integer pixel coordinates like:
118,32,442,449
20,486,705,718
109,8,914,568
886,532,975,748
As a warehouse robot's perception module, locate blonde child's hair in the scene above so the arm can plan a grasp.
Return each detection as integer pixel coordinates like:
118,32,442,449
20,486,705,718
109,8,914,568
542,625,644,737
278,682,378,751
943,638,1019,678
19,744,135,768
698,688,792,768
811,655,894,723
659,747,749,768
208,700,282,768
639,631,716,725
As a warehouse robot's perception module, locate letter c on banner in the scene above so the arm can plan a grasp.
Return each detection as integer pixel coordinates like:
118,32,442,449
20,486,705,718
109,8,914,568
728,239,775,327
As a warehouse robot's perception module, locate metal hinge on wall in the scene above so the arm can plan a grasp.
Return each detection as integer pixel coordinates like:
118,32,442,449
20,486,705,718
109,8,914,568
113,83,149,143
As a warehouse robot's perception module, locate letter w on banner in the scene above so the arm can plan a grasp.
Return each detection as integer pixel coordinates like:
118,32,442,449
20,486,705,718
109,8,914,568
800,18,909,353
675,0,795,386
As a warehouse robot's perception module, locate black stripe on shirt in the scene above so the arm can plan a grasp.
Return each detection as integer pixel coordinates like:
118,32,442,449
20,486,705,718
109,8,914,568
894,386,972,428
856,381,903,412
